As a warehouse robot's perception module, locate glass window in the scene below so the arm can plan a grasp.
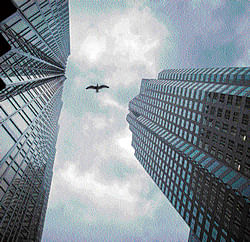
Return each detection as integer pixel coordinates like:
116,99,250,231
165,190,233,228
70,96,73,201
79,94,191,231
236,96,242,106
2,100,16,115
0,162,8,177
193,207,197,217
205,220,210,231
192,113,196,121
222,123,228,133
199,214,203,224
219,94,225,103
0,127,15,158
212,228,218,240
222,170,236,183
196,225,201,237
225,110,230,120
242,114,248,125
227,95,233,105
217,108,222,117
231,177,247,189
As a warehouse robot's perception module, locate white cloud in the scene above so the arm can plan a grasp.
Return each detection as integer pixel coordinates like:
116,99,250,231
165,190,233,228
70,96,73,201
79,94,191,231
116,126,135,161
61,163,135,203
117,131,132,154
50,105,158,221
111,14,159,64
79,33,107,62
70,5,170,88
98,93,127,112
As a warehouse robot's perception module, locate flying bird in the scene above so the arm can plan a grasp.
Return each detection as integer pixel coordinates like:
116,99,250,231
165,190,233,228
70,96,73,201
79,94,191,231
86,84,109,93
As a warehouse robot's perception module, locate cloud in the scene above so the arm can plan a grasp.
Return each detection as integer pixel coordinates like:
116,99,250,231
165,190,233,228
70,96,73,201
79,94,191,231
97,93,127,112
79,31,107,62
70,5,170,88
60,163,135,203
117,128,133,155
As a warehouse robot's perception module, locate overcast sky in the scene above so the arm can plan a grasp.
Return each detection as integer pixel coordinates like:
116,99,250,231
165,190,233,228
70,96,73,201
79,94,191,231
42,0,249,241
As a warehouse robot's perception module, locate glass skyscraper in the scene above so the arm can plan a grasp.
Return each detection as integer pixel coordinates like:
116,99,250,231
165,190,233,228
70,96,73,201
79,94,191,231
127,67,249,241
0,0,70,240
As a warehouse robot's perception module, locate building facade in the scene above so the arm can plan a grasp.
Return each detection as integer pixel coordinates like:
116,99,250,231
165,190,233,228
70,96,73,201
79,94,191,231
0,0,70,241
127,67,250,241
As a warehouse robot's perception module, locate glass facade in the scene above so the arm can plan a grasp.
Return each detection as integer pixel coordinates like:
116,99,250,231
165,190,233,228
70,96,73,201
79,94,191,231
127,67,250,242
0,0,70,241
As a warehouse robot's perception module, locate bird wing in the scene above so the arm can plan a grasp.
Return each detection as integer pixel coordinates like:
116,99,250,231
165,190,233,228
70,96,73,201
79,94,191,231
86,85,97,89
99,85,109,89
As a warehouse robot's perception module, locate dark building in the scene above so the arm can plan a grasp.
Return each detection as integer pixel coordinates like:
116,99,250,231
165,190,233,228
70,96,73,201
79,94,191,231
0,0,70,241
127,67,250,241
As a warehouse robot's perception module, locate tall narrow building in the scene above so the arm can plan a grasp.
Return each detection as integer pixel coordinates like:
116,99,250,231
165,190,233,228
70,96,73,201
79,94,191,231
0,0,70,241
127,67,250,241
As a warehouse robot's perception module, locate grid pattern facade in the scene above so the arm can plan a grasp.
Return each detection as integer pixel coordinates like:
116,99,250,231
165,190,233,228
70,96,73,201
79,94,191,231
0,0,70,241
127,67,250,242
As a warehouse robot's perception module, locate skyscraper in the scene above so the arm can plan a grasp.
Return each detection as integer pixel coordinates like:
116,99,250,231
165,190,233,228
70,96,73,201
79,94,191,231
127,67,250,241
0,0,70,240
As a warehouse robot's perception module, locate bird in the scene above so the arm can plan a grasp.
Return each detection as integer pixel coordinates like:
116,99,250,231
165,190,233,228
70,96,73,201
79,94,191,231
86,84,109,93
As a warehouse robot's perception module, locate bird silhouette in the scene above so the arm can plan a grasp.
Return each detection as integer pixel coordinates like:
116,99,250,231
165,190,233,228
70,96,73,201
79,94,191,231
86,84,109,93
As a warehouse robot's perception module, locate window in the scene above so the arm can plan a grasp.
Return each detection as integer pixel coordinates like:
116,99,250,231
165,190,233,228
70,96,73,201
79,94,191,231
192,112,196,121
222,123,228,133
0,127,15,158
217,108,222,117
218,150,223,160
242,114,248,125
228,140,234,151
205,105,209,114
198,214,203,224
227,95,233,106
245,97,250,109
211,146,216,156
237,144,243,156
225,153,232,164
205,131,211,139
233,112,239,122
212,228,218,240
225,110,230,120
215,121,220,130
199,104,203,112
239,129,246,140
194,102,198,110
212,93,218,103
220,136,226,146
203,233,208,242
236,96,242,106
231,126,237,136
210,106,216,115
205,220,210,232
193,207,197,217
196,225,201,237
208,118,213,127
220,94,225,103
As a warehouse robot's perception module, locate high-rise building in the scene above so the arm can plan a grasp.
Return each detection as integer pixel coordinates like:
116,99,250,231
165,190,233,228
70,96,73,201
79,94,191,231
0,0,70,240
127,67,250,241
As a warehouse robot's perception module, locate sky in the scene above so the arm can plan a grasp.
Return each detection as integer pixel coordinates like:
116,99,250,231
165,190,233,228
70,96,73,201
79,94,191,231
42,0,249,241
